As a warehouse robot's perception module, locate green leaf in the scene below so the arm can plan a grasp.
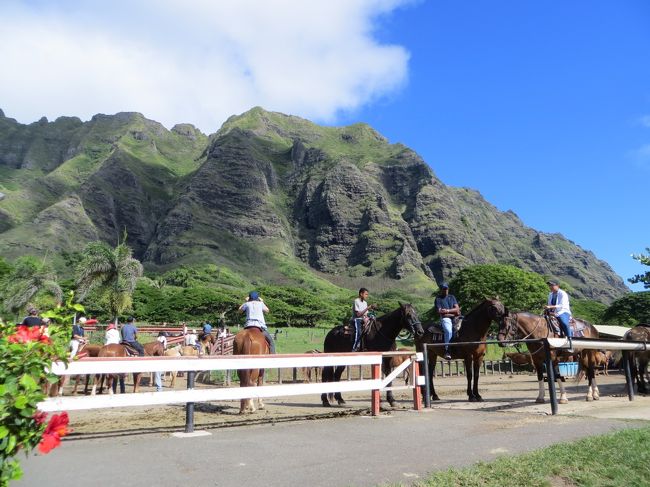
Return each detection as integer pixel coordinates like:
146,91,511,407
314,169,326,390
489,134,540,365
19,374,37,390
0,425,8,439
14,395,27,409
6,434,17,454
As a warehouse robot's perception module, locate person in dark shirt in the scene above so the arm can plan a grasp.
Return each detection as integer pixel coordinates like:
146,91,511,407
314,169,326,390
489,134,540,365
434,283,460,360
121,316,144,356
21,307,43,327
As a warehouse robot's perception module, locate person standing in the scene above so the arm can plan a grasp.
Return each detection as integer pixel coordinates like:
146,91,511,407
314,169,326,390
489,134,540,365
121,316,145,356
21,307,43,327
239,291,275,353
352,288,376,352
545,280,573,339
435,283,460,361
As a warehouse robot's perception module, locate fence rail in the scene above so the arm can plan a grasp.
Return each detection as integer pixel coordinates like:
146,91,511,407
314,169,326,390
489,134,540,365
38,351,424,431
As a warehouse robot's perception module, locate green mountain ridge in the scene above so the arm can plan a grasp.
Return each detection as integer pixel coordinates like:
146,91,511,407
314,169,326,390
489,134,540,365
0,107,629,302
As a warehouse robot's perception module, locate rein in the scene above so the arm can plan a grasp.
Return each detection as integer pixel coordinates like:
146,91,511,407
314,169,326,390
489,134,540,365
507,313,549,356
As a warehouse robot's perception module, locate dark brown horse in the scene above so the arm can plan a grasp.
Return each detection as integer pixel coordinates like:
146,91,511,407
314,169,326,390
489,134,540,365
624,324,650,394
416,298,506,402
233,327,270,414
498,311,600,403
321,303,424,407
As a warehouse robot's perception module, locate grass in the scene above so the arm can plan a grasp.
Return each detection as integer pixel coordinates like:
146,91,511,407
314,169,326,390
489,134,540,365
406,425,650,487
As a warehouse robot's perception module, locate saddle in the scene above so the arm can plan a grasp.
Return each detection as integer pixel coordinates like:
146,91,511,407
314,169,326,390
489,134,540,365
544,314,587,338
343,316,375,350
426,317,464,342
121,342,141,357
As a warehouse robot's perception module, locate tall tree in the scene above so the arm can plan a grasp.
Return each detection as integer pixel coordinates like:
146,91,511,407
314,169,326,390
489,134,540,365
629,248,650,289
76,238,143,324
2,256,62,316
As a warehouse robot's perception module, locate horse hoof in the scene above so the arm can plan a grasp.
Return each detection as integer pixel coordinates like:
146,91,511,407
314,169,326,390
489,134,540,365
535,398,545,404
431,396,440,402
559,398,569,405
388,401,396,408
322,401,331,407
475,396,484,402
586,396,593,402
337,400,346,406
593,395,600,401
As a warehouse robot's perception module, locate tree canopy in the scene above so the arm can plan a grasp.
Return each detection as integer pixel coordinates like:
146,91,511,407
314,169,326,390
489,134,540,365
603,291,650,327
448,264,548,313
629,248,650,289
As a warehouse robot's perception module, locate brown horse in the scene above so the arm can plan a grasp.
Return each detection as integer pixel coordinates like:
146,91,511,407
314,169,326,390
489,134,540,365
198,333,215,355
498,311,600,403
416,299,506,402
51,344,102,396
624,324,650,394
233,327,270,414
91,344,143,395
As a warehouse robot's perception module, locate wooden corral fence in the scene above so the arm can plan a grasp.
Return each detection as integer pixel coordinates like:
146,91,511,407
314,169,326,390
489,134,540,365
38,351,424,432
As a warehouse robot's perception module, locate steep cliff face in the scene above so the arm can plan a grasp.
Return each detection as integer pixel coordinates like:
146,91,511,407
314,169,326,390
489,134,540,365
0,107,629,302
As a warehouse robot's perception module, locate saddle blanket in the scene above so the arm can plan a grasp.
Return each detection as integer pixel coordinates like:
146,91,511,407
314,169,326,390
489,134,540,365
548,318,587,338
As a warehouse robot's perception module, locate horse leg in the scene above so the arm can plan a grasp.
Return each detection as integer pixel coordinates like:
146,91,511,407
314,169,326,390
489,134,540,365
429,355,440,401
591,365,600,401
534,363,545,404
465,358,476,401
558,377,569,404
473,359,483,402
334,366,346,405
133,373,141,393
83,374,91,395
256,369,265,410
321,366,333,407
238,370,252,414
382,357,396,407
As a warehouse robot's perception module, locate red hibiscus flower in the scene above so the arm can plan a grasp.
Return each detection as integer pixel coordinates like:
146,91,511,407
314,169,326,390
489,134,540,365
33,411,47,426
8,325,44,344
37,412,70,454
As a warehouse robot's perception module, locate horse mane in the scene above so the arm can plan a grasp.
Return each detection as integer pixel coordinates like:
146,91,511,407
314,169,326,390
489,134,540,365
463,299,497,320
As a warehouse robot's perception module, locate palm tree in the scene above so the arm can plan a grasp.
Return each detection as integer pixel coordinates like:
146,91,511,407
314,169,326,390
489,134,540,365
76,236,144,325
3,256,62,317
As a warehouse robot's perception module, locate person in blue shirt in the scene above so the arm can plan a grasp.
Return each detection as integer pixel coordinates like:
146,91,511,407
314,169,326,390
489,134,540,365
202,321,212,336
434,283,460,361
121,316,144,356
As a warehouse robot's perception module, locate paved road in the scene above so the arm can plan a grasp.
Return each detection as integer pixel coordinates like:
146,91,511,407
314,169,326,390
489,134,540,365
16,406,648,487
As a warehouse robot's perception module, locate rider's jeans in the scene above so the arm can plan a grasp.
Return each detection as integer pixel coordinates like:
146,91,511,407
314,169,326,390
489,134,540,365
353,318,363,350
440,318,453,349
557,313,572,338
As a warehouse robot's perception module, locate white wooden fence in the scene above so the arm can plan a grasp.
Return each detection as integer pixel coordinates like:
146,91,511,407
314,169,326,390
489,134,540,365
38,351,424,421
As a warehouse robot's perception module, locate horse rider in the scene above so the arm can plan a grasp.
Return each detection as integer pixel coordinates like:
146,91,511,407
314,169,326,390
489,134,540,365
105,322,121,345
69,316,88,359
545,280,573,340
157,331,168,350
201,321,212,340
352,288,376,352
435,283,460,361
121,316,145,356
239,291,275,353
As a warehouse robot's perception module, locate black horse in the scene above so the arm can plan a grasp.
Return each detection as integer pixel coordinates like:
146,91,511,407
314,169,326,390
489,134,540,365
321,303,424,407
416,298,506,402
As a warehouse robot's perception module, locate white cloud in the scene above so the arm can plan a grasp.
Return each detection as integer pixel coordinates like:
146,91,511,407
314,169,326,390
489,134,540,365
640,115,650,128
629,144,650,170
0,0,411,133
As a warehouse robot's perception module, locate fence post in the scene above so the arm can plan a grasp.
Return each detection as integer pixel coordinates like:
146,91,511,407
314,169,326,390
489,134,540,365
412,358,422,411
622,350,635,401
278,368,283,384
371,363,381,416
509,359,513,374
185,371,196,433
292,367,297,383
422,346,431,408
543,340,558,415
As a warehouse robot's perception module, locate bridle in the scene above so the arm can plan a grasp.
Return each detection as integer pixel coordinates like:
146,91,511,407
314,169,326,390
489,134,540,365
500,312,547,355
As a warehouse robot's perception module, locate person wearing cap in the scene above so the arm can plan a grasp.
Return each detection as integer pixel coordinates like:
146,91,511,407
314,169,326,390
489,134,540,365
352,288,376,352
545,280,572,339
69,317,88,359
239,291,275,353
121,316,145,356
435,283,460,360
105,322,121,345
21,307,43,327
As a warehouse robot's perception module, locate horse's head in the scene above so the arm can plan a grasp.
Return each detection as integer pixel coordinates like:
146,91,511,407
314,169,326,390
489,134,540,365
485,297,506,321
399,302,424,338
497,310,519,347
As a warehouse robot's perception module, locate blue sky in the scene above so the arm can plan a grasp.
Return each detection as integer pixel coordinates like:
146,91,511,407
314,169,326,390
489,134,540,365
1,0,648,290
339,0,650,290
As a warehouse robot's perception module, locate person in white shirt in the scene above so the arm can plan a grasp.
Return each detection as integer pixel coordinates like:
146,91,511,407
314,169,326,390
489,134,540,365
239,291,274,353
352,288,376,352
156,332,167,350
545,280,572,338
105,322,121,345
185,329,198,347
